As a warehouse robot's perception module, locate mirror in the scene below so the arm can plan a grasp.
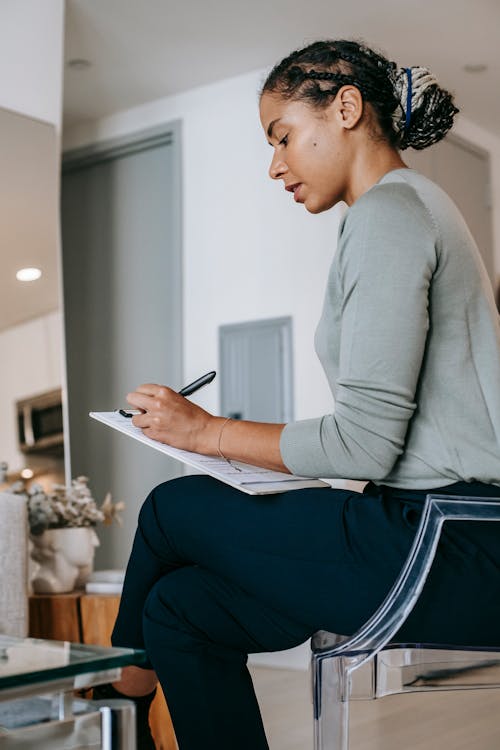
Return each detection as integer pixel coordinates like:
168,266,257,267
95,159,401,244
0,107,65,492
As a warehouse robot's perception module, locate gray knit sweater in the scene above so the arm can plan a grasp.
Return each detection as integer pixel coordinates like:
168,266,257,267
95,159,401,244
280,168,500,489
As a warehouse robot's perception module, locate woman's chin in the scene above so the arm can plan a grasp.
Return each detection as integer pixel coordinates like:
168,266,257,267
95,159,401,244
305,199,329,214
305,193,342,214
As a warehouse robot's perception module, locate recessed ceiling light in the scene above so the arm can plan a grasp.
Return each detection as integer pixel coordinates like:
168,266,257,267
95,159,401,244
21,468,34,479
16,267,42,282
67,58,92,71
463,63,488,74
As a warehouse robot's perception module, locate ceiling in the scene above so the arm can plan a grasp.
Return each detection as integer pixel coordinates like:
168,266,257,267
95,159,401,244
64,0,500,136
3,0,499,333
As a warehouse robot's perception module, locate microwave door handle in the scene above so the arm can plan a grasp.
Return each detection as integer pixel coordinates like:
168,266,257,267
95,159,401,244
23,405,35,448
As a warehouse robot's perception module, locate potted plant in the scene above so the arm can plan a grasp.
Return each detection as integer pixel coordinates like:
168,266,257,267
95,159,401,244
10,475,123,594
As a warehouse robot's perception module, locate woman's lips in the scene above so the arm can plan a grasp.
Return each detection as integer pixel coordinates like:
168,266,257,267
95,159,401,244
286,183,304,202
293,184,304,203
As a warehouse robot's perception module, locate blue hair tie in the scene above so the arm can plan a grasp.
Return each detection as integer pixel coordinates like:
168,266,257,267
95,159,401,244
405,67,412,130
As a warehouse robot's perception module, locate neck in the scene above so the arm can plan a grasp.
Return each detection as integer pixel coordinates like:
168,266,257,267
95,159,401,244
343,141,407,206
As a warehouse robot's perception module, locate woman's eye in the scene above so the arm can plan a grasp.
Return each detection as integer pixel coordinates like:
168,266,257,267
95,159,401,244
279,135,288,146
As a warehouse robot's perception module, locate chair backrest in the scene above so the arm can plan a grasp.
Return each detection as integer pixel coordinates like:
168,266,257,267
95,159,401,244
0,492,28,637
313,494,500,673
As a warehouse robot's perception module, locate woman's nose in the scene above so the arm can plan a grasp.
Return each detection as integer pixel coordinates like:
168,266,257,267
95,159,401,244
269,152,287,180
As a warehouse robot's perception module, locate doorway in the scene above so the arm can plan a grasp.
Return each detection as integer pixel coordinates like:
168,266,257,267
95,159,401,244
61,123,183,568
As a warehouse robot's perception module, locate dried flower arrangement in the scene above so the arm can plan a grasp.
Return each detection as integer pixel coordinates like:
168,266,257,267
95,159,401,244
8,475,124,535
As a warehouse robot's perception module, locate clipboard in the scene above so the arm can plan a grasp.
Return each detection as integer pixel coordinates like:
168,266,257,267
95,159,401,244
90,411,330,495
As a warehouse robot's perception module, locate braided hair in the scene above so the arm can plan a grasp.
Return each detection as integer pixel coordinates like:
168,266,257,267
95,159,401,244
261,40,458,151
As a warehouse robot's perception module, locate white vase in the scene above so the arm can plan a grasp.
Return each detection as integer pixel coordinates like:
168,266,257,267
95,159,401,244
30,527,100,594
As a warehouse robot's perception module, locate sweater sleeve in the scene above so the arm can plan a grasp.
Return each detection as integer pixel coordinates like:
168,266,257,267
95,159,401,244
280,183,438,479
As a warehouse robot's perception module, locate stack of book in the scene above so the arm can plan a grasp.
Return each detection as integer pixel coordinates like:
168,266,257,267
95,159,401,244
85,569,125,594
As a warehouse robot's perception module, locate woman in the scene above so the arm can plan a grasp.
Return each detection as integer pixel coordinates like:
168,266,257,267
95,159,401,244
95,40,500,749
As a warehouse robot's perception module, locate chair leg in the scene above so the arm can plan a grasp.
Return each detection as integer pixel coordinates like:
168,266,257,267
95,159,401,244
98,700,137,749
312,653,350,750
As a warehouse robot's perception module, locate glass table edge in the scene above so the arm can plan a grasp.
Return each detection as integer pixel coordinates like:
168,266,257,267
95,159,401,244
0,643,147,691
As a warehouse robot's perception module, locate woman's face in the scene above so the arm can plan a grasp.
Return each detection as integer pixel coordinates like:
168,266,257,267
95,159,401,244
259,91,356,213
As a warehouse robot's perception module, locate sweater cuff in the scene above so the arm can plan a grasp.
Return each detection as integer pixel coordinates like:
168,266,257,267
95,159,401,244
280,418,334,477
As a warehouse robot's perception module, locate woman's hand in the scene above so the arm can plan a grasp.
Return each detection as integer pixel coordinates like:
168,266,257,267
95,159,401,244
126,384,218,454
126,383,289,472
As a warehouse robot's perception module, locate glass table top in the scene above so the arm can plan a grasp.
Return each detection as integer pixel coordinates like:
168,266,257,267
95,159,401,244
0,635,146,691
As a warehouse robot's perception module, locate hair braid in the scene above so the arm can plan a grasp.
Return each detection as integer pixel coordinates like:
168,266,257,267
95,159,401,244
391,67,459,149
261,39,458,151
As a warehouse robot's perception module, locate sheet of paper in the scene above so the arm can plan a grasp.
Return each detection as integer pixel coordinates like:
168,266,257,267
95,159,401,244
89,411,330,495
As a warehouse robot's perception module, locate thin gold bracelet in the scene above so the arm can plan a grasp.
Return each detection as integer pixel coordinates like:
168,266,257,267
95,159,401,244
217,417,242,472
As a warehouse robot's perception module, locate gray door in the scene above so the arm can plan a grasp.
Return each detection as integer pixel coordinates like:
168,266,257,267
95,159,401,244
61,126,182,568
219,317,293,423
405,135,494,283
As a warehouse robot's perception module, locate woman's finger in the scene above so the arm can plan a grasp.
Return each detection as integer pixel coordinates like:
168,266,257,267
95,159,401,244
135,383,162,395
127,386,176,411
127,391,157,411
131,412,153,428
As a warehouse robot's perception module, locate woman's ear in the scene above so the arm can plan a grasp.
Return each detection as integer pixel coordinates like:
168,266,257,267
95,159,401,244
335,85,364,130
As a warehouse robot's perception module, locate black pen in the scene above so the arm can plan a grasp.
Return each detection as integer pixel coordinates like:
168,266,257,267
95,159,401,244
118,371,216,417
178,370,216,397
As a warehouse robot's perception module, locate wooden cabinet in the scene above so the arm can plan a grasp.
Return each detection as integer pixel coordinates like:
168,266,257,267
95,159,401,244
29,592,177,750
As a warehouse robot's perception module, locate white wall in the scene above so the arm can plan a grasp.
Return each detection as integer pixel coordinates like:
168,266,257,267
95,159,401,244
0,0,64,128
0,311,63,473
454,116,500,289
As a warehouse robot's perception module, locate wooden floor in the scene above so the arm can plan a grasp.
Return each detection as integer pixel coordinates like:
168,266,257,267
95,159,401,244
249,665,500,750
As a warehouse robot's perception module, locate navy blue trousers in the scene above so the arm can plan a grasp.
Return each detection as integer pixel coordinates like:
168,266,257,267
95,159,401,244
111,476,500,749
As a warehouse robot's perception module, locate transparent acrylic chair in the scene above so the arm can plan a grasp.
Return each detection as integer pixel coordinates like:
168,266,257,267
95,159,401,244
311,493,500,750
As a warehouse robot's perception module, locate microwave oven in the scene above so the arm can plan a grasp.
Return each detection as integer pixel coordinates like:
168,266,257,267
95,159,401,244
16,388,64,455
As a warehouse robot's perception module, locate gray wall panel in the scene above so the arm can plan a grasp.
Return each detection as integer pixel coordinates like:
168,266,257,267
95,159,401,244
61,125,182,569
219,317,293,424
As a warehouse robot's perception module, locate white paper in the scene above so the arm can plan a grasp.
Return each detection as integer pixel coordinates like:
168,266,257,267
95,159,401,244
89,411,330,495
